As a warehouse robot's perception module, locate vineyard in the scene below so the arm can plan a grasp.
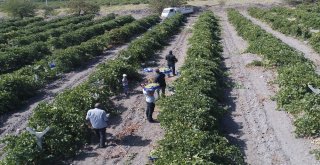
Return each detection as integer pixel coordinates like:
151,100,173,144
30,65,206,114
227,8,320,162
0,13,161,163
0,1,320,165
245,5,320,136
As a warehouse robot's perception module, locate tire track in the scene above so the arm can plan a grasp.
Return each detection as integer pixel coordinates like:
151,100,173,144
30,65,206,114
215,8,298,165
214,8,319,165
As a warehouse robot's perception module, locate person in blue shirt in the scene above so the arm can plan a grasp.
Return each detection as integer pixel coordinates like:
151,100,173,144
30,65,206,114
86,103,110,148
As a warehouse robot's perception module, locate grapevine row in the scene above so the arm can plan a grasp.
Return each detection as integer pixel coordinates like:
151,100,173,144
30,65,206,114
0,15,131,74
228,9,320,137
50,15,134,49
0,14,94,44
0,15,74,35
153,11,245,164
9,14,116,47
0,17,43,33
0,14,183,164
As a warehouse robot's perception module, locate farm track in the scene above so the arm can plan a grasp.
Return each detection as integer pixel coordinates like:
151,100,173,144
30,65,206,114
0,45,128,157
214,8,319,165
71,15,197,165
240,10,320,73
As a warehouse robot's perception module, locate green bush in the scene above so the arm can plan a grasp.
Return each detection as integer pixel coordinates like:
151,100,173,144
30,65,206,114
67,0,100,15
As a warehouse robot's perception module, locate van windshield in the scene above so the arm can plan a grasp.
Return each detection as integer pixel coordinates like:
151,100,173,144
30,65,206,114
163,9,170,13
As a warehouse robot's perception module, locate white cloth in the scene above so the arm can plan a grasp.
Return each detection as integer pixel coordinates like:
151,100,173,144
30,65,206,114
143,88,155,103
86,108,109,129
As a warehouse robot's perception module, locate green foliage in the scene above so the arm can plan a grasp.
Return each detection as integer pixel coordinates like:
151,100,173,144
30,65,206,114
228,9,320,137
246,60,264,67
296,2,320,12
0,14,183,164
67,0,100,15
98,0,148,5
0,17,42,31
149,0,188,13
50,15,134,49
7,14,113,47
0,15,159,115
284,0,316,5
3,0,37,18
90,59,140,94
0,14,94,44
118,14,185,65
0,15,98,74
0,42,50,74
154,11,244,164
311,149,320,160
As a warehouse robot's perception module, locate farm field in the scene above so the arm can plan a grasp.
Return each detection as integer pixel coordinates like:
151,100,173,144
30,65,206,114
0,1,320,165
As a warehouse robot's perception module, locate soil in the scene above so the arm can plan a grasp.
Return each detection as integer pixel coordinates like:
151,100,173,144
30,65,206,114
71,14,198,165
213,7,319,165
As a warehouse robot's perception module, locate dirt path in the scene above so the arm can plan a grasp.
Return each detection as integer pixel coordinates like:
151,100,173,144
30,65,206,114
0,45,129,156
214,8,319,165
71,15,197,165
240,10,320,73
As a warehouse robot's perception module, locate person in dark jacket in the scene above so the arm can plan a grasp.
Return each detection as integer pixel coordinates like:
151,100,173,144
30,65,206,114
165,50,178,76
155,68,166,98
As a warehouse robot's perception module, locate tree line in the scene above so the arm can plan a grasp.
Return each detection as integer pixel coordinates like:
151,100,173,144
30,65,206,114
1,0,188,19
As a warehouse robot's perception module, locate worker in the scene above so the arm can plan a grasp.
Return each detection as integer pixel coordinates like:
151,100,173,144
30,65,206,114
122,74,129,96
86,103,109,148
141,84,156,123
155,68,166,98
165,50,178,76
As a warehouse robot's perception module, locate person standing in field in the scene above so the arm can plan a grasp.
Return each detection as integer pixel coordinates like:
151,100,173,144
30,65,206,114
165,50,178,76
86,103,109,148
141,84,156,123
122,74,129,96
155,68,166,98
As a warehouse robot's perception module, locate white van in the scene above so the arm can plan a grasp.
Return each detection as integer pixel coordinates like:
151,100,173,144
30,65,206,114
161,7,194,18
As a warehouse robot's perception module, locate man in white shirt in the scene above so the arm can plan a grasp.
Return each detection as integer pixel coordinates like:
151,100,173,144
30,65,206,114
142,86,155,123
86,103,109,148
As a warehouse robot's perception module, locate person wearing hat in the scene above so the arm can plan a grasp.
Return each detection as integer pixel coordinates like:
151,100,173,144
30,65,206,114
122,74,129,96
155,68,166,98
141,84,156,123
165,50,178,76
86,103,110,148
